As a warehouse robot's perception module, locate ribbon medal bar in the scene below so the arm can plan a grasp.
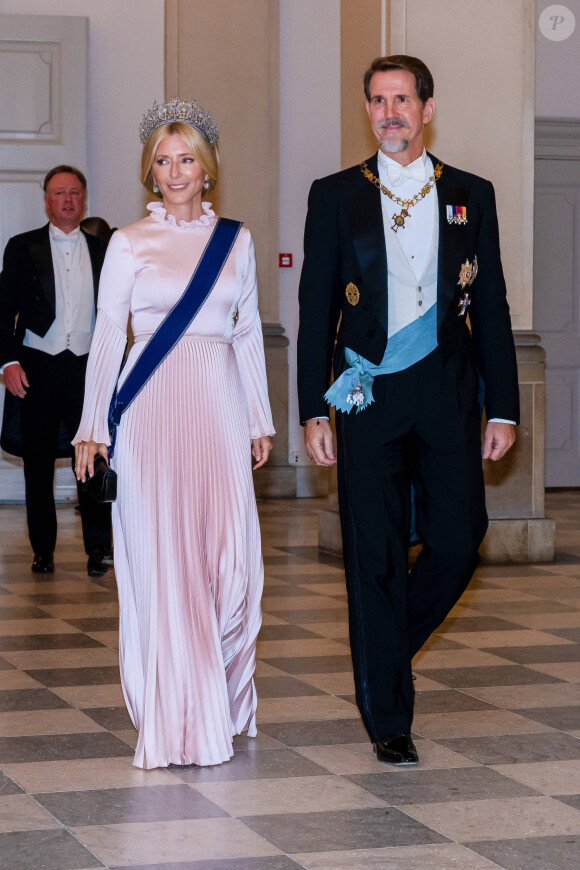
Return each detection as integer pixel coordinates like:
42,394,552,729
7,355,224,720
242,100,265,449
447,205,468,225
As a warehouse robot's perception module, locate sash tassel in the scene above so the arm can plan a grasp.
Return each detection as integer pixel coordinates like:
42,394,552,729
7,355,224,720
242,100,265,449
325,302,438,414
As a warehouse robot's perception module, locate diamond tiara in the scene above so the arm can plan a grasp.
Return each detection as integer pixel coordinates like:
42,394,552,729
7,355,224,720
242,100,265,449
139,97,219,147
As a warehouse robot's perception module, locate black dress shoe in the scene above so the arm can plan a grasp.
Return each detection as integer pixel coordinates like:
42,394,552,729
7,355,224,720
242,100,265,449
100,547,114,567
31,553,54,574
87,548,109,578
373,733,419,766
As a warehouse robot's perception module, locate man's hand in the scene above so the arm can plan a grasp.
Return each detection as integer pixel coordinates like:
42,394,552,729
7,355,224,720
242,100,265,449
3,363,28,398
304,418,337,466
482,421,516,461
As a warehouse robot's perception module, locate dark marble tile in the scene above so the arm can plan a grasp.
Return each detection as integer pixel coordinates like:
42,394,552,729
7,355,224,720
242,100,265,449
555,794,580,811
437,732,580,765
231,732,285,752
81,706,134,730
474,565,553,578
91,573,118,591
0,732,133,763
258,718,368,746
277,546,343,568
174,748,329,783
257,625,320,641
261,585,320,599
419,635,467,651
259,655,353,674
274,608,348,624
485,645,580,664
467,835,580,870
254,676,325,698
35,784,226,826
415,665,563,688
0,657,14,670
240,807,448,852
275,572,345,586
25,592,118,605
64,617,119,631
0,770,24,795
0,688,71,712
548,627,580,643
348,767,539,805
263,554,311,566
472,600,572,615
414,689,498,715
440,616,524,632
515,706,580,730
110,860,303,870
554,552,580,565
0,553,33,566
0,829,103,870
337,693,357,706
24,665,121,686
0,634,103,651
0,606,53,620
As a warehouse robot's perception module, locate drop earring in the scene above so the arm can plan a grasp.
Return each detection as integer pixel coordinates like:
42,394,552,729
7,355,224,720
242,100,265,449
203,181,210,190
152,182,159,194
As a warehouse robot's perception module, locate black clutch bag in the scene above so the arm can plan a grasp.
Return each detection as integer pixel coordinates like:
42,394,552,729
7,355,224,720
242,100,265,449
84,454,117,503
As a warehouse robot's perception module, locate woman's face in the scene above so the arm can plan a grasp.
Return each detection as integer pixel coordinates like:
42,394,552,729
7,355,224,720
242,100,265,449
152,133,208,208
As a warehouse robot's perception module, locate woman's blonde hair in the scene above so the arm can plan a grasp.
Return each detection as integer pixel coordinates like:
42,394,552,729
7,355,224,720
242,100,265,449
140,121,219,197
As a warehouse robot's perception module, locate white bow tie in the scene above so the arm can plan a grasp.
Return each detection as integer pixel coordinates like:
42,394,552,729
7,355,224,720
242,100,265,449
387,162,426,187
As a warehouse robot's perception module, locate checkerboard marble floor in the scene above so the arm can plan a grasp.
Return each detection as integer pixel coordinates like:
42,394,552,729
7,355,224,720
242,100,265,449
1,491,580,869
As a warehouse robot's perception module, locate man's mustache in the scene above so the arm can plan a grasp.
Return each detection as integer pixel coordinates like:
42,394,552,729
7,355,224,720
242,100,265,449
377,118,410,129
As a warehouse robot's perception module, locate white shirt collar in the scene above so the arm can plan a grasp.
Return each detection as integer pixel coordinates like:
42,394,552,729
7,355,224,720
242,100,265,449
377,148,428,186
49,223,81,241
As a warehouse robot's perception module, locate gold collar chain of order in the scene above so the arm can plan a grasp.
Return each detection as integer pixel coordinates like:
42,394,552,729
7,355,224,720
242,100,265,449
360,160,444,232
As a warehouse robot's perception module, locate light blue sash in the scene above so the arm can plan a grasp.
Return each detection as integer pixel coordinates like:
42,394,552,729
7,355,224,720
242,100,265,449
324,302,438,414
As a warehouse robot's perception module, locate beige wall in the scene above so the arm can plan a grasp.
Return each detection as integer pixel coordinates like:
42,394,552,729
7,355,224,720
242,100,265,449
340,0,384,167
280,0,341,465
165,0,279,324
387,0,535,330
0,0,164,229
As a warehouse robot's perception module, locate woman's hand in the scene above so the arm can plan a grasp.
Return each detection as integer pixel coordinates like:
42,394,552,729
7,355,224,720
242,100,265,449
75,441,109,483
251,436,272,470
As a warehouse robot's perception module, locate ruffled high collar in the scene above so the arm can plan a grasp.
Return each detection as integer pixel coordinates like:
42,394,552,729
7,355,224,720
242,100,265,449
147,200,216,230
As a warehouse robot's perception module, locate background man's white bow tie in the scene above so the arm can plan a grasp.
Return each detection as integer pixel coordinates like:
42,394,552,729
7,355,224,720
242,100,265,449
387,162,426,187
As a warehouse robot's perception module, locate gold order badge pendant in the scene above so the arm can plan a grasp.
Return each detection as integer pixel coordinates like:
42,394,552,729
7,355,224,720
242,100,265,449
346,282,360,305
360,161,443,232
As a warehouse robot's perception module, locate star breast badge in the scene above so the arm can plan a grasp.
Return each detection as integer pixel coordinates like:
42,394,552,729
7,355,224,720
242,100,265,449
457,256,478,316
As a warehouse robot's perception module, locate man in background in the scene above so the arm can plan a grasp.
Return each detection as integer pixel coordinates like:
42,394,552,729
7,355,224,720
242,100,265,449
0,165,112,576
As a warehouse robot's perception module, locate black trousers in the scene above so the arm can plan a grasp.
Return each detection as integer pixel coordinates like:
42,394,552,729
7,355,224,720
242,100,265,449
20,347,111,556
336,346,488,741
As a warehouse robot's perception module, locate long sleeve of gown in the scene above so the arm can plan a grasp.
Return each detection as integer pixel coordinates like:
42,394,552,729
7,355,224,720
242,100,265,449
73,231,133,445
232,231,275,440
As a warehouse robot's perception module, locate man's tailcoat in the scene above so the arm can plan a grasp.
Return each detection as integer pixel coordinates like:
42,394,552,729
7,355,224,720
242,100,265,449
297,152,519,741
0,223,110,557
298,152,519,426
0,224,106,456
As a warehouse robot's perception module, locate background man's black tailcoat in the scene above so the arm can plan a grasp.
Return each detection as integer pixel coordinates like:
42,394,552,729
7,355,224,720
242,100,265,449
0,224,111,556
297,153,519,741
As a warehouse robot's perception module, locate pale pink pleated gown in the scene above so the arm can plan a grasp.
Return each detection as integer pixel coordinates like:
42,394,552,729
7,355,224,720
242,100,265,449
74,203,274,769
